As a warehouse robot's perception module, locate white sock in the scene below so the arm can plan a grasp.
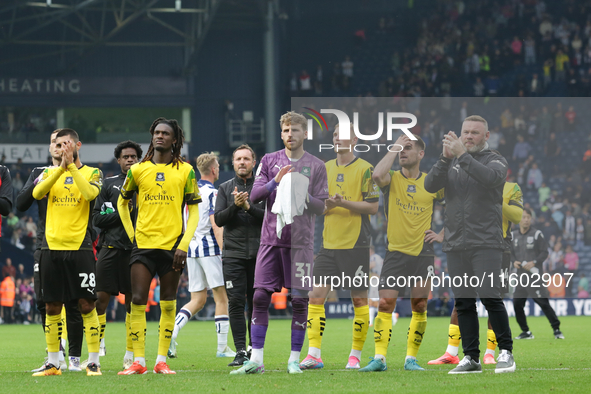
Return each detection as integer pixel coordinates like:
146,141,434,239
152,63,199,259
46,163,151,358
369,306,377,325
215,315,230,352
349,349,362,359
124,350,134,359
375,354,386,363
485,348,495,357
48,352,59,367
308,346,321,359
446,344,459,357
288,351,300,364
100,337,105,348
88,352,99,365
156,354,167,364
251,348,264,364
392,313,398,326
405,355,416,362
134,356,146,367
58,350,65,362
172,308,192,340
60,338,67,350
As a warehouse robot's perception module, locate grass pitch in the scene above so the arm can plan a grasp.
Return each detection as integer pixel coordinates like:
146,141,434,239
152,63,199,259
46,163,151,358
1,315,589,393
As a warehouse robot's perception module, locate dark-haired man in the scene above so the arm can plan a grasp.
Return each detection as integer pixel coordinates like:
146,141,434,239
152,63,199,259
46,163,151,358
359,134,443,372
92,140,142,370
511,208,563,340
32,128,103,376
215,144,265,366
117,118,201,375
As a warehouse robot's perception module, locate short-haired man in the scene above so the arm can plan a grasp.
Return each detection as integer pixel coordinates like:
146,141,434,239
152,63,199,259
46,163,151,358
18,130,84,372
169,153,236,359
359,134,444,372
512,208,563,340
425,115,515,374
300,123,379,370
215,144,265,366
32,128,103,376
92,140,142,369
231,111,328,374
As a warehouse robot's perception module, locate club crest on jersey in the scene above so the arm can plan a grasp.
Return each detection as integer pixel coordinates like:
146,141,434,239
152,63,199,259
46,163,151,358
407,185,416,193
336,173,344,182
156,172,165,182
302,166,311,177
64,176,73,184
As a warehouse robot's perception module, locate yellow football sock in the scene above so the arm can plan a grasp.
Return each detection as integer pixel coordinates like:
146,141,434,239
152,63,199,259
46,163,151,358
407,311,427,358
60,306,68,340
81,309,100,354
158,300,176,357
98,313,107,341
374,311,393,357
307,304,326,350
45,313,62,353
126,312,133,352
448,324,461,347
352,305,370,351
130,303,147,358
487,329,497,351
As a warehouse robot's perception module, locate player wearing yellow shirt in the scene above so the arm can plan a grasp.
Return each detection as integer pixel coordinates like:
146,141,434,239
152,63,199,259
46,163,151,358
428,181,523,366
360,134,444,372
117,118,201,375
301,124,379,370
32,128,103,377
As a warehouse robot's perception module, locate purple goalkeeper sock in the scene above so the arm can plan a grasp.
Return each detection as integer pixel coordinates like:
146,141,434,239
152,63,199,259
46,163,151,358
290,296,308,352
251,288,272,349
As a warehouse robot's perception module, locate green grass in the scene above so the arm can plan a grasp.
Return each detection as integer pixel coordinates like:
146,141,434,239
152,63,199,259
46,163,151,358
1,315,589,393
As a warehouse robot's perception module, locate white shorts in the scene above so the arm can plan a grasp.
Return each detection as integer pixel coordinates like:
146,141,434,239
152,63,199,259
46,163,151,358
187,255,224,292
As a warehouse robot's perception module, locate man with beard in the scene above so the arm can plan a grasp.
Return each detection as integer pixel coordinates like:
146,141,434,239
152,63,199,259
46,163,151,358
214,144,265,366
32,128,103,376
358,134,444,372
425,115,515,374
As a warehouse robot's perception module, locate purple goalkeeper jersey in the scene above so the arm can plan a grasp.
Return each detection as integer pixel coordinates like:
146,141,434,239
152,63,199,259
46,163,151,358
251,149,328,250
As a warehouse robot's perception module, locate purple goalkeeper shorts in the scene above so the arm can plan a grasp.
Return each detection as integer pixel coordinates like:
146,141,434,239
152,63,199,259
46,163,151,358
254,245,314,292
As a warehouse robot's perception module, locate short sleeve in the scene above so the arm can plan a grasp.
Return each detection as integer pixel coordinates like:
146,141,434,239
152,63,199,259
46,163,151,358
209,190,217,215
120,168,137,199
435,188,445,201
362,166,379,202
184,168,202,205
90,168,103,190
509,184,524,208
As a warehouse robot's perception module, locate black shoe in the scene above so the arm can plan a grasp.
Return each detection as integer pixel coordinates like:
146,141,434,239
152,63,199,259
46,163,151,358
515,331,534,340
247,347,252,360
228,350,249,367
554,329,565,339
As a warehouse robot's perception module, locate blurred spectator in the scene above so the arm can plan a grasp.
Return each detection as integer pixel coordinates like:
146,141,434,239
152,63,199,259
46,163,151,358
473,77,485,97
553,103,565,133
513,135,532,163
575,217,585,249
299,70,312,95
15,264,26,281
539,182,551,205
578,273,589,298
565,105,576,131
563,211,576,243
547,241,564,274
0,275,15,324
2,258,16,279
539,106,552,139
527,162,543,189
555,49,569,81
545,132,561,175
530,73,541,96
563,244,579,275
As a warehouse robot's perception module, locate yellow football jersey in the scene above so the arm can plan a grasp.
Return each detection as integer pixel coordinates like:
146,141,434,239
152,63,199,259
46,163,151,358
120,161,201,250
382,171,444,256
39,165,102,250
503,181,524,240
323,158,379,249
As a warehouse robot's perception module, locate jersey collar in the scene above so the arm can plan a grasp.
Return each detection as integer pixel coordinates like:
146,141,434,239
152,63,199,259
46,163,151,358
335,157,358,167
198,179,213,187
400,170,422,180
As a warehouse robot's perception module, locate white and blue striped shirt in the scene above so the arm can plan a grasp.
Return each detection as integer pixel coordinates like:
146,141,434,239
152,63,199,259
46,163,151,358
187,179,220,257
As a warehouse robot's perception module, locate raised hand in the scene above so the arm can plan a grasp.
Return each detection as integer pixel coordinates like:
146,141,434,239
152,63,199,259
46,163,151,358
274,165,293,183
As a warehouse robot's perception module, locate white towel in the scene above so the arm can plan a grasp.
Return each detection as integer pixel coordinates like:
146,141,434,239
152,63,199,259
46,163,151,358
271,172,309,238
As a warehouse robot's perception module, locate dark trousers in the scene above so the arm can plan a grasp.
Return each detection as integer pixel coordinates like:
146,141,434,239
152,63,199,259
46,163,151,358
223,257,256,351
513,284,560,332
447,249,513,360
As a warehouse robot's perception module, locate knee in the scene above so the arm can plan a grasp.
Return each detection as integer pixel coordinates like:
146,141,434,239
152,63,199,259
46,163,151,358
455,299,476,314
290,297,308,313
378,298,396,313
46,302,62,316
412,298,427,313
352,297,368,308
160,299,175,314
78,299,95,315
253,289,272,309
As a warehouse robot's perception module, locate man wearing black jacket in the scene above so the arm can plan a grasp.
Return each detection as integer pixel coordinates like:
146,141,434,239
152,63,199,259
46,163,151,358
511,208,563,340
0,164,12,248
92,140,141,370
425,115,515,374
17,130,84,372
214,144,264,366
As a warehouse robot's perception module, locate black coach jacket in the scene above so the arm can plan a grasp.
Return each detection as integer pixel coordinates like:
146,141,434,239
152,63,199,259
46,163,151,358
92,172,135,250
214,174,264,260
425,147,508,252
